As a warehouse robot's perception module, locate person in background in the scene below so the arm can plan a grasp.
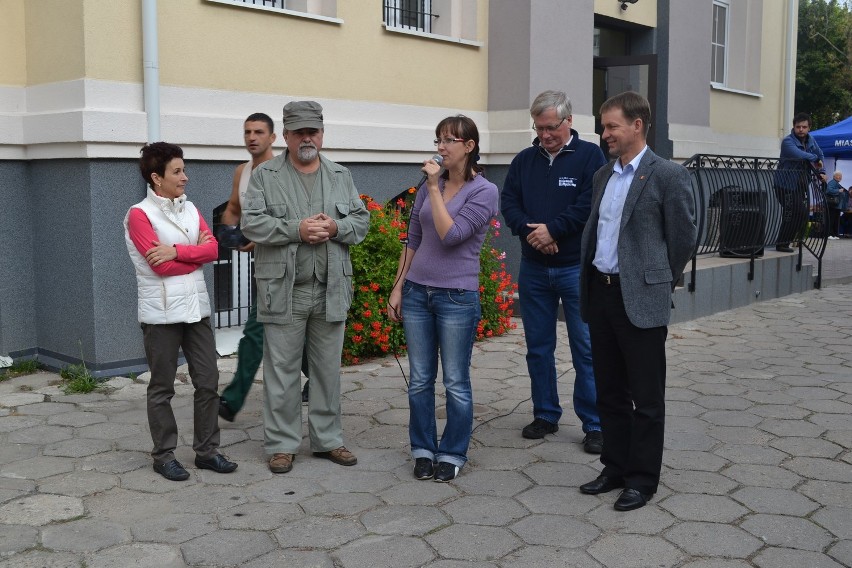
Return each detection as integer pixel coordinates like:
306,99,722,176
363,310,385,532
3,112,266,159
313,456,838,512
775,112,826,252
826,171,845,239
242,101,370,474
124,142,238,481
388,115,498,483
217,113,310,422
501,90,607,453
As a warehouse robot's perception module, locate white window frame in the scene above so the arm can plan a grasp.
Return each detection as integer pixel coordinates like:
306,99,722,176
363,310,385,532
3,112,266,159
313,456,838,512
382,0,482,47
711,0,729,86
205,0,342,25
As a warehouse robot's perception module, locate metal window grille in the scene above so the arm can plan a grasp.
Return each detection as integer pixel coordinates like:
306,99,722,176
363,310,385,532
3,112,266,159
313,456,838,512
384,0,435,33
238,0,281,6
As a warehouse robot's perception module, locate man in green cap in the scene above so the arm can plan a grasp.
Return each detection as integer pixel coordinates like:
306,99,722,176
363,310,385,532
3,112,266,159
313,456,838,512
242,101,370,474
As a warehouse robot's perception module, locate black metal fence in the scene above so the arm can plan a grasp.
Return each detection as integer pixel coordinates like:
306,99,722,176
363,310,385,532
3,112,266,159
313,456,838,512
684,154,828,289
212,202,255,330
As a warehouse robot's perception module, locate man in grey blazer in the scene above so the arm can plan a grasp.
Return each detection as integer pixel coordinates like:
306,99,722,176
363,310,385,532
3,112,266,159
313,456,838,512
578,92,696,511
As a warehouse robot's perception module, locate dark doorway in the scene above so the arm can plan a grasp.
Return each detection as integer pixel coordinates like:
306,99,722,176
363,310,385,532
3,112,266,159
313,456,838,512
593,54,658,153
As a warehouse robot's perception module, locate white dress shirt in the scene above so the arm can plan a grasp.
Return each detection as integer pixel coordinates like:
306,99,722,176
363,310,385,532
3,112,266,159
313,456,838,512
592,145,649,274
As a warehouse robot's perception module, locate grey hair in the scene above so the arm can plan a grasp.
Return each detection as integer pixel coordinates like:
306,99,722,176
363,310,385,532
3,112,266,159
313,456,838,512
530,90,572,119
834,171,843,177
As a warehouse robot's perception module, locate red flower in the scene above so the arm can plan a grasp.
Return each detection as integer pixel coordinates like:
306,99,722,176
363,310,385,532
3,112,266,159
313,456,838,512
352,323,364,332
353,335,363,343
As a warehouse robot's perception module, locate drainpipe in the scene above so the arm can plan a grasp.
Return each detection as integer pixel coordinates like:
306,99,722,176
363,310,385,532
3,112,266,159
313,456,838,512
782,0,797,133
142,0,160,143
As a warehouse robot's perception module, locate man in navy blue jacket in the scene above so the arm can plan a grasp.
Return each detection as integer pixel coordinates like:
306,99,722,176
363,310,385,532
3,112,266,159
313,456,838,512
774,112,826,252
501,90,607,453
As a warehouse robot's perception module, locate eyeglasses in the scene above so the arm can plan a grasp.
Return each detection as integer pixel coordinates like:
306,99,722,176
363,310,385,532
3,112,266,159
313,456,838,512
531,117,566,135
434,137,465,146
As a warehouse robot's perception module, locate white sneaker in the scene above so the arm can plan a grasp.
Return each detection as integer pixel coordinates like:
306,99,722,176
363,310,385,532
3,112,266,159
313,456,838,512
829,236,840,240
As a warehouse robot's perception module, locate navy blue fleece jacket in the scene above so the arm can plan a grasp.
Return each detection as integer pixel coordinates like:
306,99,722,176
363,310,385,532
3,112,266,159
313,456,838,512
501,130,607,266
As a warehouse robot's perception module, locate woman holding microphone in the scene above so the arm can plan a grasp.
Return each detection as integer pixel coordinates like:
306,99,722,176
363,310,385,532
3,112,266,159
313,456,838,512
388,116,499,482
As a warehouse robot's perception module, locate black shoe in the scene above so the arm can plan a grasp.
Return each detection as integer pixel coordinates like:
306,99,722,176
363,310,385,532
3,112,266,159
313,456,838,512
302,382,309,403
195,454,238,474
583,431,603,454
218,398,236,422
522,418,559,439
153,459,190,481
433,462,459,483
614,488,652,511
776,245,794,253
579,475,625,495
413,458,435,480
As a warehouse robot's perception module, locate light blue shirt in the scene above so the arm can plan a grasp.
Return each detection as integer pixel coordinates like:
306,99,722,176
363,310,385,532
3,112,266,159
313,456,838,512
592,145,649,274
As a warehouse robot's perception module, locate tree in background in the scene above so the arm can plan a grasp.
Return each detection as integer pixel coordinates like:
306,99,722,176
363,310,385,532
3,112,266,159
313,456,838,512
796,0,852,128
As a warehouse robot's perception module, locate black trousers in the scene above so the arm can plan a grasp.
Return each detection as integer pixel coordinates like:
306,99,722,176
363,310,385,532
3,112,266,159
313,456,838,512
587,278,668,495
142,318,220,464
774,184,808,246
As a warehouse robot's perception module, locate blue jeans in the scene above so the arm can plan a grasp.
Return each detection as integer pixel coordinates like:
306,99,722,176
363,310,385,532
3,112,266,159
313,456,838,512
518,258,600,433
402,280,480,468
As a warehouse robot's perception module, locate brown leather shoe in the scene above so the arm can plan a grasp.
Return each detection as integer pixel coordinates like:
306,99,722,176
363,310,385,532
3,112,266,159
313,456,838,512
313,446,357,466
268,453,294,474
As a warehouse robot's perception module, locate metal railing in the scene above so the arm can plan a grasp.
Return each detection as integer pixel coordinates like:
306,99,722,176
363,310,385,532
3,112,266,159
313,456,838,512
212,201,255,330
683,154,828,290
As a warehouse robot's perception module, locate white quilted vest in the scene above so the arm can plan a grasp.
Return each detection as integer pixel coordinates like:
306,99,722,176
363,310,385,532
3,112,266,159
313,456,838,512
123,189,211,324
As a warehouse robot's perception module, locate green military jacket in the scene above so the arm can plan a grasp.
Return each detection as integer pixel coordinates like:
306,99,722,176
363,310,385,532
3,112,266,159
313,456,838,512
242,151,369,323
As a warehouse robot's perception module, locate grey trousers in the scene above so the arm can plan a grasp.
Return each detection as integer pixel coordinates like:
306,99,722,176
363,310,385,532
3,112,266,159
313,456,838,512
142,318,221,464
262,279,346,455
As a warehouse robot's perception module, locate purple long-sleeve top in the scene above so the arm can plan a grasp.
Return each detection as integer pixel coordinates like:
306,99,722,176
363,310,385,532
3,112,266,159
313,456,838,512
405,174,499,291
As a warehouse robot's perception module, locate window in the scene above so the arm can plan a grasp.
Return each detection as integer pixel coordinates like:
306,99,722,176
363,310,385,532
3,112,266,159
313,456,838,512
384,1,434,33
382,0,481,46
711,1,728,85
205,0,341,24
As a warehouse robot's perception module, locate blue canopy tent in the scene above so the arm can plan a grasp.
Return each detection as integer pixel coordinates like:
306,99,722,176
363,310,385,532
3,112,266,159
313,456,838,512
811,116,852,182
811,116,852,158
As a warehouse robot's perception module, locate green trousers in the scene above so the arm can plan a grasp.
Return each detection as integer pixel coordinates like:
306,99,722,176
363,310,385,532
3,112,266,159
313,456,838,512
262,280,345,455
220,303,308,414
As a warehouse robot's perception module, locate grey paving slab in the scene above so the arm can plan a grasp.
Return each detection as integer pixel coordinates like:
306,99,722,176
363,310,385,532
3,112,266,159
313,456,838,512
425,524,521,561
739,513,834,551
752,547,847,568
587,534,685,568
334,535,436,568
0,523,38,555
181,529,276,566
85,543,186,568
665,521,763,558
40,518,131,552
2,283,852,566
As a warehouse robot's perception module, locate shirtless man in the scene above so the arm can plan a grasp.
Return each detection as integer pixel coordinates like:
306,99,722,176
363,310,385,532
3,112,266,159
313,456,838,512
218,113,309,420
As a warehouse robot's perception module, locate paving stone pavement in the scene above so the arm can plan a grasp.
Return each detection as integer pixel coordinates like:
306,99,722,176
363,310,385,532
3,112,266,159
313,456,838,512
0,285,851,567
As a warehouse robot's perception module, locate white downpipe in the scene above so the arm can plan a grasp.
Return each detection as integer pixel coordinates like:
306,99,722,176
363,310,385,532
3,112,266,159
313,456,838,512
142,0,160,143
783,0,797,132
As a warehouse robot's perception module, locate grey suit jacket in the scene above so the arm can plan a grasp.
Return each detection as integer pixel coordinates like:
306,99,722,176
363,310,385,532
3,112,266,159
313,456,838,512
579,149,697,329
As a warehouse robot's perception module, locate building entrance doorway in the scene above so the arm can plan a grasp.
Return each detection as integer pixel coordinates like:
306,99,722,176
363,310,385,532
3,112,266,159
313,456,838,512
593,54,657,153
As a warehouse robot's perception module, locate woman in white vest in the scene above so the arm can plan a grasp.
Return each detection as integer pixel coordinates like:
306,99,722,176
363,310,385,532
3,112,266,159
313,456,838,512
124,142,238,481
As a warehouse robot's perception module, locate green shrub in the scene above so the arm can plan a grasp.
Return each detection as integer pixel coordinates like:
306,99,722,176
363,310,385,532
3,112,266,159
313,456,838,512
342,191,516,365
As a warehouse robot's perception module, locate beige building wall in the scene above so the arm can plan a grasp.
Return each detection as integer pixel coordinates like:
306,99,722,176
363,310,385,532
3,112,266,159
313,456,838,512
24,0,488,110
0,0,27,86
707,3,789,155
0,0,491,161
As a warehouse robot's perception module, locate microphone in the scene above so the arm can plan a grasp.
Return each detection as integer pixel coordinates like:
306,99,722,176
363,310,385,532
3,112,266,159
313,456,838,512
413,154,444,190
